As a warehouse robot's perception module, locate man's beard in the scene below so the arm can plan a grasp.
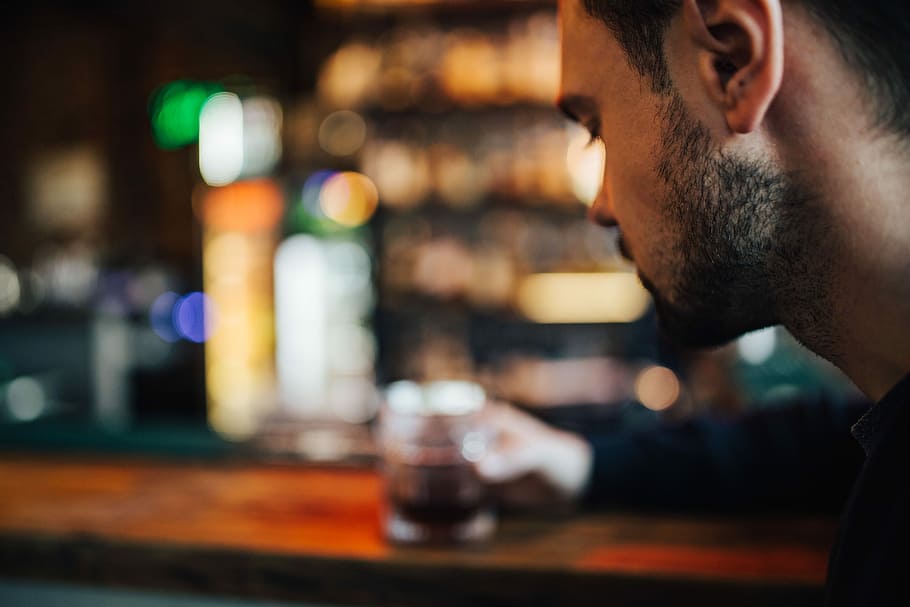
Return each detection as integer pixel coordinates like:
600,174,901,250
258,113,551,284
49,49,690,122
644,93,826,348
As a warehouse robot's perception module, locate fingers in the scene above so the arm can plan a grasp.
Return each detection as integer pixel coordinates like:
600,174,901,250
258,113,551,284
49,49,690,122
482,401,551,436
477,402,549,483
476,440,543,483
478,401,594,501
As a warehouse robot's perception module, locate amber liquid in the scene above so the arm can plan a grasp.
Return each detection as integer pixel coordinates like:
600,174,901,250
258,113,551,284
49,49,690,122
385,461,488,541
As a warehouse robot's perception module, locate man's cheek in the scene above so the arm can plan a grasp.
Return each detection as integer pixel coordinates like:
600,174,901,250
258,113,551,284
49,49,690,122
612,172,655,226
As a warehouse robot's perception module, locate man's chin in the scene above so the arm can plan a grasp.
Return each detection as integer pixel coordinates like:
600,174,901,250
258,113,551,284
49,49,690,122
652,296,745,349
639,271,770,348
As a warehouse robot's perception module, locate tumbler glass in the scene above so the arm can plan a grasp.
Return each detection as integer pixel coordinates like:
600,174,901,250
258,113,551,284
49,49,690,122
377,380,495,545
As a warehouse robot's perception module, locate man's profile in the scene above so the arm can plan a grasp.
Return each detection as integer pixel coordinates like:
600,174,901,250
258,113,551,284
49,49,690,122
551,0,910,603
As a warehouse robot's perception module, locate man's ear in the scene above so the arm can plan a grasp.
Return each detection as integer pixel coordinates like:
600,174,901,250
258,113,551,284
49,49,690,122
681,0,783,134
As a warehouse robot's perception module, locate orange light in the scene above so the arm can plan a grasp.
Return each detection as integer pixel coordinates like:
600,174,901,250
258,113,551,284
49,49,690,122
635,366,681,411
195,179,284,233
516,272,651,324
319,172,379,227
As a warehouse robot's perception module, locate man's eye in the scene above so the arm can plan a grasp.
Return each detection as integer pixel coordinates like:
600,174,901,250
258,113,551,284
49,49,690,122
585,121,602,148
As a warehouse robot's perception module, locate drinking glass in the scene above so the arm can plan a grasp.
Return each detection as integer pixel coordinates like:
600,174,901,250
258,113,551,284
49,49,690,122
377,380,495,545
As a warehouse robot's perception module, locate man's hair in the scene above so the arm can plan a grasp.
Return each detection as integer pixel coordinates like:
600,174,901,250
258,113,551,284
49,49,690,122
582,0,910,137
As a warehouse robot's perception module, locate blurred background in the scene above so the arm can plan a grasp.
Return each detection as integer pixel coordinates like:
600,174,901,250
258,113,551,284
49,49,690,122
0,0,858,460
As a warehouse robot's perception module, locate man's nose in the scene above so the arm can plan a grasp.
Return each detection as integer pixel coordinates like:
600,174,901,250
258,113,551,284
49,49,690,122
587,189,618,228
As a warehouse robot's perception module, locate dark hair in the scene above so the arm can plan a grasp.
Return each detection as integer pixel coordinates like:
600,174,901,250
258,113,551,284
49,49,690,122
582,0,910,137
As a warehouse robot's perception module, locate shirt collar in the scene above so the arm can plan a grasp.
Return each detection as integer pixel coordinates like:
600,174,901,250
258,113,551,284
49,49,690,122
851,373,910,456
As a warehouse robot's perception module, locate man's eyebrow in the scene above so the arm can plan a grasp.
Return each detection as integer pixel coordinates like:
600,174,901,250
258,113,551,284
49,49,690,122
556,94,597,123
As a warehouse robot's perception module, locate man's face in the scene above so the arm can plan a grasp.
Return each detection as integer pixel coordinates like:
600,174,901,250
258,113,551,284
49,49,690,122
558,0,811,347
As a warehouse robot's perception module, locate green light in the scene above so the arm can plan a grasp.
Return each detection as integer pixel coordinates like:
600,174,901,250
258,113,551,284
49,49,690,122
288,199,362,237
149,81,223,149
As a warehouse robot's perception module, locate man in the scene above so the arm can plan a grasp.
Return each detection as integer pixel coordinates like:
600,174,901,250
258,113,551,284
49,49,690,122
482,1,910,604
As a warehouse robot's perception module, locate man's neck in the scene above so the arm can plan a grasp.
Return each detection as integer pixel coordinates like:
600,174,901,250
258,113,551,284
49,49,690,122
782,134,910,402
766,10,910,401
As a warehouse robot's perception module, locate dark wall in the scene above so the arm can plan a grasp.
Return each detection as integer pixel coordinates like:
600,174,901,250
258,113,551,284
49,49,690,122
0,0,316,269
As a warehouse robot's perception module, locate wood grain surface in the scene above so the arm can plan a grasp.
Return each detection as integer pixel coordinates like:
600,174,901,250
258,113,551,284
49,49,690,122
0,455,837,606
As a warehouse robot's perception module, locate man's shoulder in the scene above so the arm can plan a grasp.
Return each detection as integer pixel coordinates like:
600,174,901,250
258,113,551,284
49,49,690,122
826,373,910,606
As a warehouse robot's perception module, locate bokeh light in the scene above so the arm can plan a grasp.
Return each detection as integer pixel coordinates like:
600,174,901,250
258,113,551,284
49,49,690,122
425,381,486,416
196,179,285,233
0,256,21,316
386,381,422,415
318,42,382,108
202,218,277,441
566,124,606,206
318,110,367,157
635,366,681,412
439,31,500,105
203,233,253,280
275,236,376,421
361,141,430,210
241,95,283,177
325,241,373,305
328,377,377,424
461,430,487,463
149,80,223,149
328,324,376,375
7,377,46,422
737,327,778,366
301,170,338,215
516,272,651,324
149,291,181,343
17,270,46,313
275,235,328,416
319,172,379,227
432,144,487,208
199,92,244,186
174,292,214,343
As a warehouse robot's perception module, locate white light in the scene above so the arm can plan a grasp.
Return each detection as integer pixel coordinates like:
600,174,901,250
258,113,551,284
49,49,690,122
328,377,377,424
7,377,46,422
241,96,283,177
566,124,605,207
0,256,21,315
275,235,328,415
199,92,244,186
737,327,778,365
461,430,488,462
425,381,486,416
386,381,423,415
517,272,651,324
38,246,98,306
384,381,486,417
325,241,373,317
328,324,376,375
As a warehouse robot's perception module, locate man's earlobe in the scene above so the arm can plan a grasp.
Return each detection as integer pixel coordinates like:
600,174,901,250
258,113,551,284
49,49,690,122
682,0,784,134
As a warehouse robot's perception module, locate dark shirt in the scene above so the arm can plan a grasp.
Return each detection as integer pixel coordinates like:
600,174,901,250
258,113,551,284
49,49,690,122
583,396,867,513
826,373,910,606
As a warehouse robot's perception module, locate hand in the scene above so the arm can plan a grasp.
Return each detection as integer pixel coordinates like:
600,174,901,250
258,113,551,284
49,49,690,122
476,403,593,510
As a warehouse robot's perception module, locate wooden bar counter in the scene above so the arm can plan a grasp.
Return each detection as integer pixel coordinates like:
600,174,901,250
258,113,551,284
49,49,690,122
0,455,836,606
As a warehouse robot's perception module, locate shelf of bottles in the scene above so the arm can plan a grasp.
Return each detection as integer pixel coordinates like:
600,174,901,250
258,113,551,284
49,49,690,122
286,3,661,409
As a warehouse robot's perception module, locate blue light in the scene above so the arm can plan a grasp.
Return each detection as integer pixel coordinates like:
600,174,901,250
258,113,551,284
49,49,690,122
301,170,337,216
173,292,213,343
150,291,180,343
